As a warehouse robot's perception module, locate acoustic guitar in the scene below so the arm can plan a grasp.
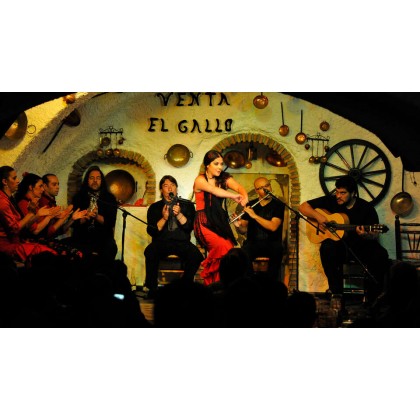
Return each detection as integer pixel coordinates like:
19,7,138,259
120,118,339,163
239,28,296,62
306,208,389,244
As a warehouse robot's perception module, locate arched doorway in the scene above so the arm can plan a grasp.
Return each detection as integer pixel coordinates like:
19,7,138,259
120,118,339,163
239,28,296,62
210,133,301,291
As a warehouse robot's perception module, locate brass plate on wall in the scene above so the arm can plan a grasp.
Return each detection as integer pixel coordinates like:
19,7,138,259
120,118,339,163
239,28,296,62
105,169,136,204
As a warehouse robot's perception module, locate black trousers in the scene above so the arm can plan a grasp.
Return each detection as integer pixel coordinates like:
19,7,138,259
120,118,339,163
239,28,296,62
320,238,389,299
242,239,284,281
144,240,204,291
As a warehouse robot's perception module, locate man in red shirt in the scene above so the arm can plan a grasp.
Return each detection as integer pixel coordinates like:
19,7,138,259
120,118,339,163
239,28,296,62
40,173,86,238
40,173,60,209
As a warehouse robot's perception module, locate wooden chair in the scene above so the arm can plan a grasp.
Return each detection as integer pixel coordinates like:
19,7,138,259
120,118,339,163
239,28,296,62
252,257,270,273
343,260,367,296
395,215,420,269
252,255,287,283
157,255,184,285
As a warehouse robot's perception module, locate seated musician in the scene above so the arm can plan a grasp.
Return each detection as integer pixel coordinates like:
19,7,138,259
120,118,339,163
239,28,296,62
143,175,204,299
233,177,285,282
298,175,389,301
68,166,118,263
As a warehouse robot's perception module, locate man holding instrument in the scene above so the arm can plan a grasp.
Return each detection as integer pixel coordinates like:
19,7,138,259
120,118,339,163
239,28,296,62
298,175,388,301
67,166,118,263
143,175,203,299
233,177,285,282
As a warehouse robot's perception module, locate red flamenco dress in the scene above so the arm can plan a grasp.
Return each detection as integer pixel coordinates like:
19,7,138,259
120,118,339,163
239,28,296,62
0,190,56,263
194,190,236,285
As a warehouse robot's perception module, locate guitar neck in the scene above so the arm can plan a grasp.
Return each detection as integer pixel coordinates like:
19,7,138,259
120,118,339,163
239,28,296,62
330,224,380,232
307,209,389,244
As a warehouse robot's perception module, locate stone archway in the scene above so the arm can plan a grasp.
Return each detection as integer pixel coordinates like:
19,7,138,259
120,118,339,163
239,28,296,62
66,149,157,205
212,133,301,291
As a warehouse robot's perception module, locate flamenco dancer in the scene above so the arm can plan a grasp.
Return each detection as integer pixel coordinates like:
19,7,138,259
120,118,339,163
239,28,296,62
193,150,248,285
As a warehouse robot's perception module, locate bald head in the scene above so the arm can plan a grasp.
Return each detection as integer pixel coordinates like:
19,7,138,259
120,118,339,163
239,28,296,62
254,177,272,198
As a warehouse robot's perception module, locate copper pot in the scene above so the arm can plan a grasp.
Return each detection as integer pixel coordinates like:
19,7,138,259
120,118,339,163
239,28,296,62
64,94,76,104
100,137,111,147
266,151,286,167
5,112,28,140
223,150,246,169
253,93,269,109
320,121,330,131
165,144,193,167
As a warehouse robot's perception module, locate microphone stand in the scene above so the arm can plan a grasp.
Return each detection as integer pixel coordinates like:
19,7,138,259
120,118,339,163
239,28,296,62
322,222,378,286
263,189,322,292
92,194,155,263
119,206,151,263
264,190,378,298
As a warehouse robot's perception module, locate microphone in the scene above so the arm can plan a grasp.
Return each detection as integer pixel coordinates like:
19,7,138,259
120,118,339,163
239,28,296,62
263,189,282,202
177,196,192,203
168,192,191,204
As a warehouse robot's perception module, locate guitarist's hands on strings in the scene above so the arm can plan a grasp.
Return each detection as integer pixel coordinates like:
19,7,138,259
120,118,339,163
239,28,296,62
355,225,379,240
299,202,329,230
314,211,329,229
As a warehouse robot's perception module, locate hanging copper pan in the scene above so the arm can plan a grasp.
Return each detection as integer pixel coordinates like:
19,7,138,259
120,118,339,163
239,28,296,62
279,102,289,136
100,136,111,147
295,109,307,144
390,166,414,217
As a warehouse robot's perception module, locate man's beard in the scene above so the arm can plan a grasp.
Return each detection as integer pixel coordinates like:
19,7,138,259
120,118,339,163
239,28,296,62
89,184,100,191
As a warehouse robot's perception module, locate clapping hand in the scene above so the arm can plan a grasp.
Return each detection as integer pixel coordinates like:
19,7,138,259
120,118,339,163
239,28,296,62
172,203,181,217
72,208,88,221
162,204,170,221
37,205,53,217
48,206,63,218
56,204,74,219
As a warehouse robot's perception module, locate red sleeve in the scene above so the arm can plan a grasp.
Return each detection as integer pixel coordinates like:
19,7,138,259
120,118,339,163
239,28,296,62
17,199,39,233
18,199,29,216
0,195,22,235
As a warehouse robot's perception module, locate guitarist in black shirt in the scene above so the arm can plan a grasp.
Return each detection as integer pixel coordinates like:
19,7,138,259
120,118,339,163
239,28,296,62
299,176,389,301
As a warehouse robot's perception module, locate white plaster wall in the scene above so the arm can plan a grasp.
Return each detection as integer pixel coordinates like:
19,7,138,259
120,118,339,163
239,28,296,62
1,92,418,292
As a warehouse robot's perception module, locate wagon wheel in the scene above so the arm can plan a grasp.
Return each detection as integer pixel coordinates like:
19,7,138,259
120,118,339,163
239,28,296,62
319,139,391,206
